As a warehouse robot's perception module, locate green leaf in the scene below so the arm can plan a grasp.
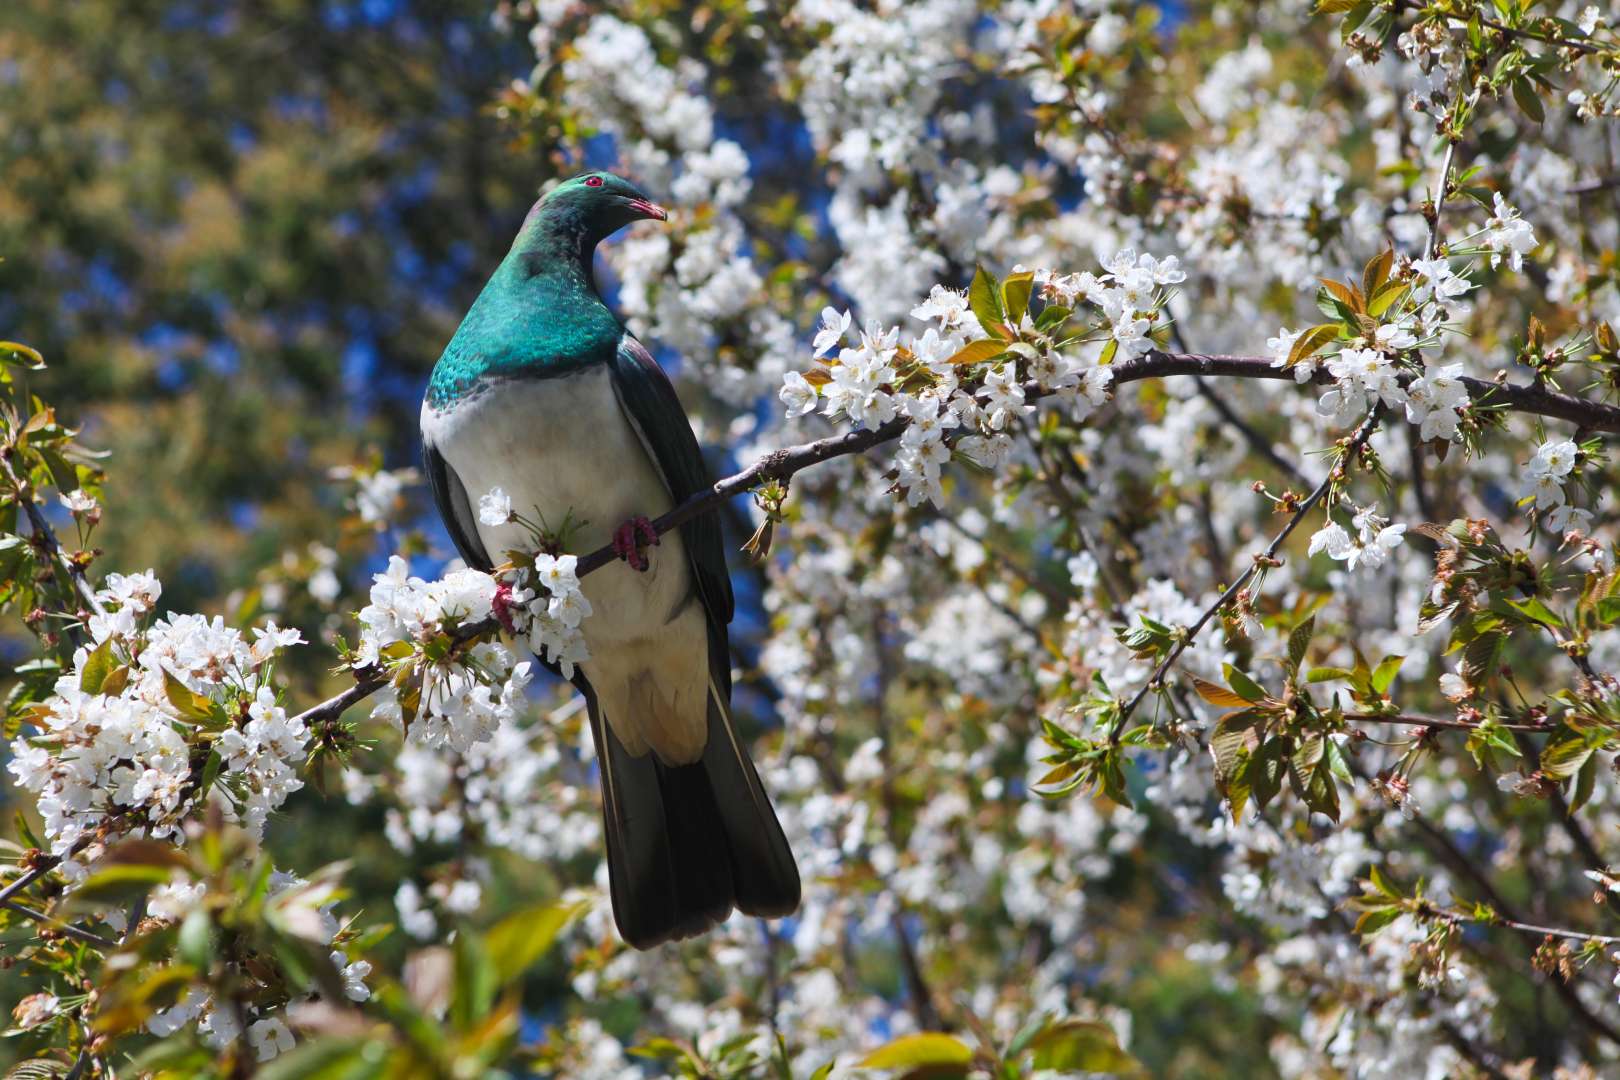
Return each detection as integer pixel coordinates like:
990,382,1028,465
1028,1020,1144,1076
0,536,30,585
100,665,131,697
968,265,1007,338
451,927,498,1030
1354,905,1402,938
37,450,78,495
4,1063,68,1080
1542,727,1601,781
484,899,588,985
1326,738,1354,783
79,639,116,695
1361,248,1394,300
1370,655,1404,695
1250,738,1287,810
1210,712,1258,790
1503,596,1564,628
1571,753,1598,815
1287,324,1340,368
1318,277,1363,314
1222,663,1267,703
1288,616,1315,670
197,749,223,801
13,813,39,853
1034,304,1071,333
859,1033,974,1069
161,668,215,723
0,342,45,370
70,863,175,907
178,906,214,970
1460,631,1505,679
1305,761,1340,823
1366,279,1408,318
1511,77,1544,123
1001,271,1035,322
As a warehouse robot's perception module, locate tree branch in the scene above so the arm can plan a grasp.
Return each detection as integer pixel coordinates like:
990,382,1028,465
3,900,117,950
1403,806,1620,1047
291,350,1620,729
1113,408,1384,739
1343,711,1551,733
0,448,108,647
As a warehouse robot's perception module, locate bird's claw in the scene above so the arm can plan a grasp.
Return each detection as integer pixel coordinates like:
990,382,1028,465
490,581,520,634
612,515,660,572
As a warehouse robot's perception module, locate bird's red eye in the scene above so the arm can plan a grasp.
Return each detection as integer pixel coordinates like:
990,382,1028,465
584,175,604,187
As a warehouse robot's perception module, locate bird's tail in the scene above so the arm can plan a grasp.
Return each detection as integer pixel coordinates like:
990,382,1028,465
586,675,800,949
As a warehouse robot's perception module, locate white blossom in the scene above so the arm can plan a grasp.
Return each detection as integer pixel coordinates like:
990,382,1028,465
478,487,513,526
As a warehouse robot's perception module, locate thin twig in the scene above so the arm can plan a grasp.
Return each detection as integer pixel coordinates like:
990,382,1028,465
1493,918,1620,946
1403,806,1620,1047
1394,0,1603,57
1569,176,1620,197
1113,409,1384,740
0,859,60,907
1342,711,1551,733
0,451,106,619
3,901,117,949
1424,138,1458,261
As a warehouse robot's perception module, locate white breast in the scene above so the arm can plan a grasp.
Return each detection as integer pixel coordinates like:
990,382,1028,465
419,366,693,653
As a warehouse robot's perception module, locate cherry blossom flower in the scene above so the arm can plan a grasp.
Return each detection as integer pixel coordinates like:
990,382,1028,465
478,487,513,526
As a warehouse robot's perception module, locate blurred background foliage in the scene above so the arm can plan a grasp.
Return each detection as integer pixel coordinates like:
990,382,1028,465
0,0,546,615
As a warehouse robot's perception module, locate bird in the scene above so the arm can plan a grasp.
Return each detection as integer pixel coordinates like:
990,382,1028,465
419,172,800,949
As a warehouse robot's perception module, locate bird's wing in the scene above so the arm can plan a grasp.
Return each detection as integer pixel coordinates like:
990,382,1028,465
422,438,494,572
608,336,734,674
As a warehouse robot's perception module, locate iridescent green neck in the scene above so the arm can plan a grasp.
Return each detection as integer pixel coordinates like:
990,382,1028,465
426,209,623,409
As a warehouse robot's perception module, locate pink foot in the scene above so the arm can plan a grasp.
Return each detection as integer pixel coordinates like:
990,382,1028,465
490,581,519,634
611,515,660,572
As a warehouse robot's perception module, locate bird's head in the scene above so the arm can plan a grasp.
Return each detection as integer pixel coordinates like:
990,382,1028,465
521,172,668,248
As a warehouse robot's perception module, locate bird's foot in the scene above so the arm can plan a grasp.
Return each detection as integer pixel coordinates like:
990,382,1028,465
611,515,660,572
490,581,520,634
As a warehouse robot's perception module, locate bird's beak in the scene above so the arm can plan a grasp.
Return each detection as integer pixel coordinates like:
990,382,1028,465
627,198,668,222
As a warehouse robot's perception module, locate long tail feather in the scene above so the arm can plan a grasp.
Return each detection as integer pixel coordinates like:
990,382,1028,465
699,675,800,917
586,677,799,948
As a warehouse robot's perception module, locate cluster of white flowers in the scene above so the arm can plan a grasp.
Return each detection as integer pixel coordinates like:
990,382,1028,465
350,697,600,901
354,556,534,752
1042,249,1188,361
1275,255,1479,441
7,571,309,869
1308,506,1408,574
1318,347,1407,427
1479,193,1539,272
1519,438,1590,534
1402,362,1469,442
780,252,1183,507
